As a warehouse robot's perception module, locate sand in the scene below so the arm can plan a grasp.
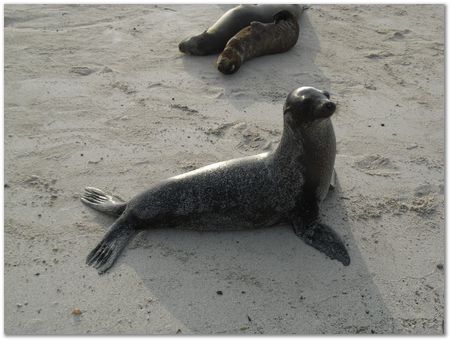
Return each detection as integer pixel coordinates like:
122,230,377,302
4,4,444,335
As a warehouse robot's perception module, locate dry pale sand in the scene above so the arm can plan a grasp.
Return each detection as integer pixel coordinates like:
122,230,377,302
4,4,444,335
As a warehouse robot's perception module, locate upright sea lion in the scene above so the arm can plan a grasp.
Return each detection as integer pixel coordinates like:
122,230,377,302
178,4,305,56
217,10,300,75
81,87,349,274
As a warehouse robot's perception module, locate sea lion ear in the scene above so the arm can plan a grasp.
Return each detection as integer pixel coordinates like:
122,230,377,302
283,103,291,114
273,10,293,22
250,21,265,32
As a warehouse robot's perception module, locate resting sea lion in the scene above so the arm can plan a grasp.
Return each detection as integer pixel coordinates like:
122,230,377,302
217,10,300,74
81,86,349,273
178,4,305,56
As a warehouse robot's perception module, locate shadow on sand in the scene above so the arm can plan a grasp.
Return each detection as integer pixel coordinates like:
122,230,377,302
110,173,397,333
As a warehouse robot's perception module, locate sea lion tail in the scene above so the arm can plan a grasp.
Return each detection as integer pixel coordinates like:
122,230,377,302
86,217,137,274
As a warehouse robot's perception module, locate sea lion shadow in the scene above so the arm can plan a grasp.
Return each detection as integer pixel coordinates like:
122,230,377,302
120,180,397,334
179,10,332,112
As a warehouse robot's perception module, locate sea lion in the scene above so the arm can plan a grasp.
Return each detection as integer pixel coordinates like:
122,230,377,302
217,10,300,75
178,4,305,56
81,86,349,273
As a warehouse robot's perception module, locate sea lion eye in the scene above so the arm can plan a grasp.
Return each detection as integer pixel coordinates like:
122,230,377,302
323,91,330,99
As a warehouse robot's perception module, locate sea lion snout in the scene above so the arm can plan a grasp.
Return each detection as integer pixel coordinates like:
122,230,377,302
179,31,213,56
316,100,336,118
178,39,193,54
217,49,242,74
325,102,335,110
323,101,336,114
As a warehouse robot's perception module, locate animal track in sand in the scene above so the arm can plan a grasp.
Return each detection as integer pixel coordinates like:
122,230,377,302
99,66,113,74
345,192,439,220
205,122,235,137
176,159,205,172
410,156,444,170
382,63,406,86
386,29,411,41
111,81,137,95
170,104,198,114
169,103,208,119
203,87,224,99
147,82,163,89
258,90,286,102
22,175,60,207
428,41,444,55
353,154,399,177
205,121,281,151
365,51,394,59
69,66,96,76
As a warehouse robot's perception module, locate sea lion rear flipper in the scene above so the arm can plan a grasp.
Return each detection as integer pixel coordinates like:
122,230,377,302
81,187,127,217
292,221,350,266
86,217,138,274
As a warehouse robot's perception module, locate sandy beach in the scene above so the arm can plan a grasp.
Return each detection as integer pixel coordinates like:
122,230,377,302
4,4,444,334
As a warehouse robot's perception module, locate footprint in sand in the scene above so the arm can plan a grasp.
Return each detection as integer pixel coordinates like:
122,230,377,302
205,121,279,151
353,154,399,177
386,29,411,41
111,81,136,95
69,66,96,76
99,66,113,74
22,175,60,207
365,51,394,59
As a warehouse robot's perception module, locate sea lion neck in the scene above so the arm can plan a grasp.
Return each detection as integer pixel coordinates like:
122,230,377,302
272,115,331,168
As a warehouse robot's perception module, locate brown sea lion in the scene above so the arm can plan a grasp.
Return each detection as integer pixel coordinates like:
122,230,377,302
217,10,300,75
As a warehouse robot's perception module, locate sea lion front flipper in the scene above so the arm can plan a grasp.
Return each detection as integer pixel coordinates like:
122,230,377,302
86,216,138,274
292,221,350,266
81,187,127,217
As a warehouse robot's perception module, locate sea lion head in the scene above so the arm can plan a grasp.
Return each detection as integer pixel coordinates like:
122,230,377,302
283,86,336,124
217,48,242,74
179,31,211,56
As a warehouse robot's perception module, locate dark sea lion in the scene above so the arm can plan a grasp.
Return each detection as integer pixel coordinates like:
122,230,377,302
217,10,300,75
178,4,305,56
81,87,349,273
